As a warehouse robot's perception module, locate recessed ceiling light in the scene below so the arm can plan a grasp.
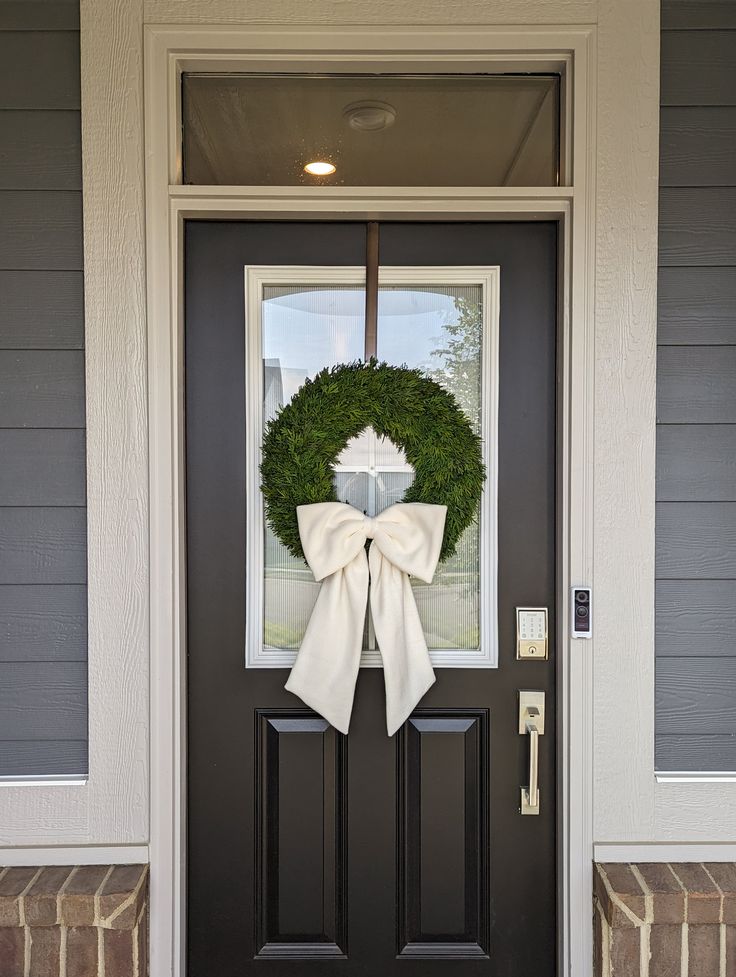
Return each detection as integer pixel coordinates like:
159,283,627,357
343,100,397,132
304,160,336,176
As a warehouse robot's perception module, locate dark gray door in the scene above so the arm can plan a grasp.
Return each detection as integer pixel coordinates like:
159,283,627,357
185,221,557,975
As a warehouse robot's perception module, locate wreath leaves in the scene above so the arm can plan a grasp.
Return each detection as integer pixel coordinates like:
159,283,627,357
260,360,486,564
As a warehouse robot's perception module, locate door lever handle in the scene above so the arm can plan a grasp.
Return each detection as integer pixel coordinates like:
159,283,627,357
519,691,545,816
524,725,540,813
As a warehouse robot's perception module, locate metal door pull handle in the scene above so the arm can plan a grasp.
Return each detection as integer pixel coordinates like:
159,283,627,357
525,726,539,811
519,691,545,816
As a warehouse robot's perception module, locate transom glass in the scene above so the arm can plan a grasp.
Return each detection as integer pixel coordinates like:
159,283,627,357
183,73,560,187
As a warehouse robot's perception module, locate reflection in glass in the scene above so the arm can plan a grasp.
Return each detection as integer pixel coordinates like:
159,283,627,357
262,282,483,653
183,73,560,187
378,286,482,650
262,285,364,648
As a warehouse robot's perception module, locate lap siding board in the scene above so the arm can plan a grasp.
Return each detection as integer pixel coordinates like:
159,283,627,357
0,3,88,778
655,0,736,772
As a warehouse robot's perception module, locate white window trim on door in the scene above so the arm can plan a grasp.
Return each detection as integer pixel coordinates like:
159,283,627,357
244,264,500,669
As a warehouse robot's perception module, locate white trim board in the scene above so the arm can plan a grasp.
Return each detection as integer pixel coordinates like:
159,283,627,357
244,264,499,670
0,846,149,867
143,25,598,977
594,845,736,864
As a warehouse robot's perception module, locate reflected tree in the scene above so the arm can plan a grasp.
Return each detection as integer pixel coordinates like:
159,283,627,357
422,295,482,634
428,295,482,432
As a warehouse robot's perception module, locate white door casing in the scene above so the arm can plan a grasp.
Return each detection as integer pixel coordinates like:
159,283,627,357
143,26,597,977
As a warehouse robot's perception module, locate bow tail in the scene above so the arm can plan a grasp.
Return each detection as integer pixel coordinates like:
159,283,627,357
369,547,436,736
284,551,369,734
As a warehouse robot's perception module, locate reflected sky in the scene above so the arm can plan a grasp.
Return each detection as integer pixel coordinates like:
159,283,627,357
262,285,477,402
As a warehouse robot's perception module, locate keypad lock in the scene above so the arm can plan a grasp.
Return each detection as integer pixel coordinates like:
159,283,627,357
516,607,548,660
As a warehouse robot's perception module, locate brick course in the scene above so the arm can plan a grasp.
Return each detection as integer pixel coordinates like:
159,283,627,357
595,862,736,977
0,864,147,977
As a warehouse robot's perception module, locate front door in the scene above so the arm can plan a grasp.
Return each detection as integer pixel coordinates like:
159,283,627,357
185,221,557,975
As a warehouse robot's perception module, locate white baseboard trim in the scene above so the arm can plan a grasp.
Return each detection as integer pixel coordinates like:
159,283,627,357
0,845,149,866
594,844,736,863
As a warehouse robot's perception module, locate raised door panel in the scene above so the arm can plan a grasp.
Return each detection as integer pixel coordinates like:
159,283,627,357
255,711,347,958
398,711,489,959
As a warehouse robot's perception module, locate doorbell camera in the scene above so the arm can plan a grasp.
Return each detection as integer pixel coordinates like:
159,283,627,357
571,587,592,638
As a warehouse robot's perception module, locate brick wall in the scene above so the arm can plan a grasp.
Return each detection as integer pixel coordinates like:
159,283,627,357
0,864,147,977
594,862,736,976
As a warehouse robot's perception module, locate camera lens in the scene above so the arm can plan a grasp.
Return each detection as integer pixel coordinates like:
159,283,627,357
575,591,589,604
576,605,588,618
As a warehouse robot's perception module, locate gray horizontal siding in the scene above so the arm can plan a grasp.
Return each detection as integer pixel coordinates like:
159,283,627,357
0,662,87,740
0,270,84,348
0,741,87,778
661,30,736,106
657,503,736,579
0,350,85,427
0,190,82,269
0,1,79,31
0,30,80,109
657,268,736,345
0,110,82,190
0,430,86,505
0,508,87,585
659,188,736,266
657,658,736,735
657,581,736,657
0,585,87,663
656,9,736,773
657,425,736,501
657,346,736,423
0,11,87,776
656,736,736,771
661,1,736,30
660,107,736,186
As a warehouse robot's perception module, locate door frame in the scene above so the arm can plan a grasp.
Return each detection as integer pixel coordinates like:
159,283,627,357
143,24,596,977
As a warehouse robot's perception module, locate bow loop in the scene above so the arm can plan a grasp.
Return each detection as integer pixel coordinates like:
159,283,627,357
370,503,446,583
296,502,368,582
286,501,447,735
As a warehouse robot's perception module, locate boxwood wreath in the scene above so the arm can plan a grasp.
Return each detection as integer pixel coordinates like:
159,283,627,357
260,360,486,564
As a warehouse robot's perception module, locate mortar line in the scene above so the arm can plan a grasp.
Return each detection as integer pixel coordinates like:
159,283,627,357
597,865,647,927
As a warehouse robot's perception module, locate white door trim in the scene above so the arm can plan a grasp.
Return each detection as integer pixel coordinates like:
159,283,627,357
143,25,596,977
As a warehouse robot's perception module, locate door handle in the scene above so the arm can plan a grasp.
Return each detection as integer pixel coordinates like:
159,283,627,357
519,691,545,816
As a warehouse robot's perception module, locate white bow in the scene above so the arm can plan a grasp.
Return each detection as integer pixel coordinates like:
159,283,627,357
284,501,447,735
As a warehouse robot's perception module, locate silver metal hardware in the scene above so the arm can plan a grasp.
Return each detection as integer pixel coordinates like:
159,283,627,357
519,690,545,815
516,607,549,660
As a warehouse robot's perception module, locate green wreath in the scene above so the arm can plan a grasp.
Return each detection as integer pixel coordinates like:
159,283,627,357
260,360,486,564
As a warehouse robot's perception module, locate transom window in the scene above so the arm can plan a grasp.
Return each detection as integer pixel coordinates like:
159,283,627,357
182,73,560,187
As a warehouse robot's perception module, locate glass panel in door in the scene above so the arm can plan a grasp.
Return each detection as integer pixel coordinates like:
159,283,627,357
259,272,495,666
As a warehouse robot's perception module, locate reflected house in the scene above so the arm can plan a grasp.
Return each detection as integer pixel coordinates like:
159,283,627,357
263,357,284,422
263,360,287,580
